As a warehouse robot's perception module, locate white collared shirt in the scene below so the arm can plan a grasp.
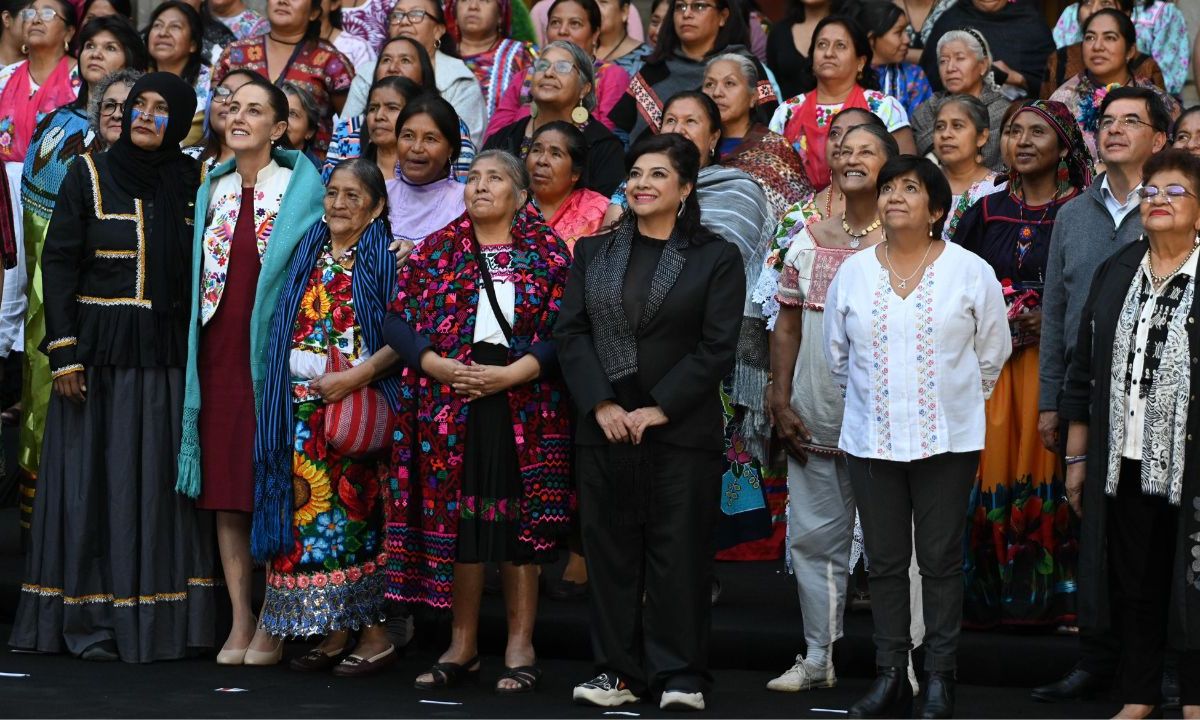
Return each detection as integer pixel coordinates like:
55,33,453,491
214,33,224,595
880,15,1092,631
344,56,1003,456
1100,174,1142,226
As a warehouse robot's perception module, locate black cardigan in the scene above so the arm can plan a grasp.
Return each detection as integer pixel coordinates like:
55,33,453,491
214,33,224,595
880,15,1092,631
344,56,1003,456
482,118,626,197
554,225,745,449
1060,239,1200,648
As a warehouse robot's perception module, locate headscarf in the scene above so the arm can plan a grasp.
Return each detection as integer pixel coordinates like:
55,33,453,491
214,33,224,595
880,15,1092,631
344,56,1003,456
1008,99,1093,198
446,0,512,43
105,72,200,319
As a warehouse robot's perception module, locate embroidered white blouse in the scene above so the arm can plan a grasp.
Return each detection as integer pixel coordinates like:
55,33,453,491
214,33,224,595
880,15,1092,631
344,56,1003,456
200,160,291,325
823,241,1012,462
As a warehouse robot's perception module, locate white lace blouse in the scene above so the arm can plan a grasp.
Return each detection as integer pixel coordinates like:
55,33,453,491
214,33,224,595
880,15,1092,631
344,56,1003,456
823,241,1012,462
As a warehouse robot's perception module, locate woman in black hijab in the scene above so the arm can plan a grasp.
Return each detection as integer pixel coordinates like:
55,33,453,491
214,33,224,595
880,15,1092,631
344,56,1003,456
8,73,217,663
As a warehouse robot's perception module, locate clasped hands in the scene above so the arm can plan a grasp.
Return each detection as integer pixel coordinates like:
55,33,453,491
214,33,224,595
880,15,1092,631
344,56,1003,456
594,400,668,445
421,352,517,401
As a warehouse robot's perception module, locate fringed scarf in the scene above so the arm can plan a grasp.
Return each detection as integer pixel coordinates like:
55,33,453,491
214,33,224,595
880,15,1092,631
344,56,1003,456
250,217,401,563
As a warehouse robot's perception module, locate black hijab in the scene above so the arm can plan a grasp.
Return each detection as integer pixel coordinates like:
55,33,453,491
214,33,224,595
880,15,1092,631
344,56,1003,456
106,72,200,319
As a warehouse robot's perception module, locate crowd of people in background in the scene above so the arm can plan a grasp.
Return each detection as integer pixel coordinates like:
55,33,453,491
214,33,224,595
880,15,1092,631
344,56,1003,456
1,0,1200,716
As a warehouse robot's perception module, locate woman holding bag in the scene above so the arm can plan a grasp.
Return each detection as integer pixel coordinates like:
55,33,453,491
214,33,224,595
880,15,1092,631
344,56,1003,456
252,158,402,676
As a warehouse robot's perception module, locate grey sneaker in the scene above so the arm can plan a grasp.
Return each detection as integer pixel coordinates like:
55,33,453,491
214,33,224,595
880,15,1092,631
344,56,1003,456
660,690,706,711
766,655,837,692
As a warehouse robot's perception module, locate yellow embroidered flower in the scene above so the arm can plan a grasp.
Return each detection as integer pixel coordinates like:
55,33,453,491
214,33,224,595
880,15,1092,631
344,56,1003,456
293,454,332,525
300,284,331,321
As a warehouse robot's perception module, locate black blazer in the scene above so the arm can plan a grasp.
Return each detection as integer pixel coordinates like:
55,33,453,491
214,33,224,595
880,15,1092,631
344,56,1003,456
554,225,745,449
1061,239,1200,646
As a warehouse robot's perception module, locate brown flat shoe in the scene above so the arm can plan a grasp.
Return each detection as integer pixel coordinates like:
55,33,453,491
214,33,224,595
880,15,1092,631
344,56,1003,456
331,645,397,678
289,645,348,672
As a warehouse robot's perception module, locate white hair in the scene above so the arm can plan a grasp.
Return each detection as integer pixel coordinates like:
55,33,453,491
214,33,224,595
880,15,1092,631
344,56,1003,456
705,52,758,87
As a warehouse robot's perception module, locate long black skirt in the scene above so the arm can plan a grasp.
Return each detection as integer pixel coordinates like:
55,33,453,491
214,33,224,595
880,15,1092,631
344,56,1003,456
8,366,217,662
455,342,555,566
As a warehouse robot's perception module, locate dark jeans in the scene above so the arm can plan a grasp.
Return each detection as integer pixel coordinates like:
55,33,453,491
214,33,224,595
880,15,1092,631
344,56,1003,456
578,442,722,696
1108,460,1200,705
847,451,978,673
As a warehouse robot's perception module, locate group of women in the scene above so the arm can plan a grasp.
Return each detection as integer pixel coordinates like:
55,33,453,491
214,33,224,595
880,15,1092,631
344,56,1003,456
5,0,1200,716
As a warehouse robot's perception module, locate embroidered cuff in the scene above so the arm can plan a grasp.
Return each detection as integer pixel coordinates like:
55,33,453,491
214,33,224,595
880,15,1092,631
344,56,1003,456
982,377,998,399
51,364,84,379
46,336,77,351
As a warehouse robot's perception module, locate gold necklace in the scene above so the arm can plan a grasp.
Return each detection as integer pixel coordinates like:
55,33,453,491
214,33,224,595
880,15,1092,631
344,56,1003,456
841,213,881,249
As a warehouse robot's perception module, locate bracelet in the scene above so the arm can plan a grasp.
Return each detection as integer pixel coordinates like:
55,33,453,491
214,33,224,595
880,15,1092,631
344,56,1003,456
1065,455,1087,465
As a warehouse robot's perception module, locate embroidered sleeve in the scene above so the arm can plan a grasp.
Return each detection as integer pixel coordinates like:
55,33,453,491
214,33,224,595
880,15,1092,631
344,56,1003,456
1147,2,1189,95
1052,4,1079,47
776,227,817,307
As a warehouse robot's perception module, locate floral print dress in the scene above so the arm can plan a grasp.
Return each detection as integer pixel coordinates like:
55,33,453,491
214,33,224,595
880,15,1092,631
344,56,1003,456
260,244,388,638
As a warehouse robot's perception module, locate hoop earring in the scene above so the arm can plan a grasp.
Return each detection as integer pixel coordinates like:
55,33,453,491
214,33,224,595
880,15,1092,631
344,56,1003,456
434,38,441,50
571,100,589,125
20,44,26,54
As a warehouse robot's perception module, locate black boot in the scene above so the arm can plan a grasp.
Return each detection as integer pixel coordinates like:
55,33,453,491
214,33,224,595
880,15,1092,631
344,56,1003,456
1029,665,1110,703
918,671,955,718
848,666,913,718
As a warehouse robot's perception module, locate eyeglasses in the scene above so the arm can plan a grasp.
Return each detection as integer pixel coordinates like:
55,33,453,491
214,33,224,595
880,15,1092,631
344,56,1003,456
18,6,64,23
1138,184,1197,202
212,85,235,104
1098,115,1155,132
99,99,124,117
388,9,429,24
533,58,577,76
674,1,716,14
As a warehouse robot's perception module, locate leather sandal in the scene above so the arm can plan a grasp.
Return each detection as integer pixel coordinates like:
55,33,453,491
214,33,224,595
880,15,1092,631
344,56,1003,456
414,655,481,689
331,645,398,678
496,665,542,694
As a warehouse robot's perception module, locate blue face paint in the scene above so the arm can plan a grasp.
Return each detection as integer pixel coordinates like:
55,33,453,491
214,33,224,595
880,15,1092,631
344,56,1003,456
129,108,169,134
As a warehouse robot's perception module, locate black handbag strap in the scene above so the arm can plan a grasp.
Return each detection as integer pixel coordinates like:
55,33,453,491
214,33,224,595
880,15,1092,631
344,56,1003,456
470,233,513,343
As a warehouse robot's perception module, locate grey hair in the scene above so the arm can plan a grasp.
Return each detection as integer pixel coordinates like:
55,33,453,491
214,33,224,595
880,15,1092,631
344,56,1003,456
280,81,320,144
705,52,758,87
936,93,990,134
471,149,531,204
539,40,598,111
936,28,999,91
88,69,143,144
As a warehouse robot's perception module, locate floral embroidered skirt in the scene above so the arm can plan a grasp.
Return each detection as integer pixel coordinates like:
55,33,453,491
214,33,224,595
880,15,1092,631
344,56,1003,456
964,345,1077,627
260,399,388,638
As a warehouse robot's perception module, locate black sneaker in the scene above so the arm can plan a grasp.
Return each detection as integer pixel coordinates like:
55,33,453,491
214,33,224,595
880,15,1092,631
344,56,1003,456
573,672,640,707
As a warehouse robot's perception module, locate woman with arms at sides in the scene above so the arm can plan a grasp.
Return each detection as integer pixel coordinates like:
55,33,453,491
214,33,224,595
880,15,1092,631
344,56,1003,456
281,81,322,167
9,72,217,663
954,99,1093,630
16,14,147,505
826,155,1010,719
385,150,573,693
931,94,1002,243
485,40,625,196
1061,148,1200,720
765,121,896,694
331,37,476,178
387,94,468,258
1053,0,1188,96
1040,0,1165,100
593,0,651,76
176,77,326,667
557,132,744,711
527,121,609,252
851,1,932,118
610,0,777,147
1049,9,1178,160
212,0,355,159
909,28,1009,171
145,1,212,144
252,158,401,676
769,16,914,194
702,51,812,219
488,0,629,139
449,0,534,124
1173,106,1200,157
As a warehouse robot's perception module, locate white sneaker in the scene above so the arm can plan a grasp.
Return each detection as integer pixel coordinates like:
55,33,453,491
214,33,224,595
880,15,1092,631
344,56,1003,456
660,690,706,711
766,655,838,692
573,673,640,707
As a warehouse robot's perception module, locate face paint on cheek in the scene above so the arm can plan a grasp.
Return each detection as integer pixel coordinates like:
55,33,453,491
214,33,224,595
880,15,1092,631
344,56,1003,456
129,108,169,133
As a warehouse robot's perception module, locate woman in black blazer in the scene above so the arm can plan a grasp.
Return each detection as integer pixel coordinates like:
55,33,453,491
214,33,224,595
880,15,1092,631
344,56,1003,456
556,132,745,712
1061,148,1200,717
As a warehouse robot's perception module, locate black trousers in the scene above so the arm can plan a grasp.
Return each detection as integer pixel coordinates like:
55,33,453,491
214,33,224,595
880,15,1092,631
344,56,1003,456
578,442,723,696
1108,460,1200,705
847,451,978,673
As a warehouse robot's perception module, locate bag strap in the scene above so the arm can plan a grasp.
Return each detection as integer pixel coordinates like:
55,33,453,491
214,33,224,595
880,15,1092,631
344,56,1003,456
470,232,513,343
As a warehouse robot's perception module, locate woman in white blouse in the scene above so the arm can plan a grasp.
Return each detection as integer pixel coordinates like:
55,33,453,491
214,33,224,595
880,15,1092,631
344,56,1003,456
824,155,1010,719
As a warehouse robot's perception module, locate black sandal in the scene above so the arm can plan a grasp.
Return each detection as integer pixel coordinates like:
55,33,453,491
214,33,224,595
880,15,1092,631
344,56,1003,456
413,655,480,689
496,665,542,694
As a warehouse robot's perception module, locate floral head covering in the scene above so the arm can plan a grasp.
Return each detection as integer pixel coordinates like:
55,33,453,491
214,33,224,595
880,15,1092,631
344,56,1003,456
1010,99,1094,197
446,0,513,44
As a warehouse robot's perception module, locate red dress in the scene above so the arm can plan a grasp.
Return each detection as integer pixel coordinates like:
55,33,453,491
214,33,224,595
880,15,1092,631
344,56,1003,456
197,189,261,512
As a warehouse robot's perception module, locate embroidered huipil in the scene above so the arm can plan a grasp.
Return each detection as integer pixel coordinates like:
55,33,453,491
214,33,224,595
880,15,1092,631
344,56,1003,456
823,241,1011,461
1052,1,1189,95
200,160,291,325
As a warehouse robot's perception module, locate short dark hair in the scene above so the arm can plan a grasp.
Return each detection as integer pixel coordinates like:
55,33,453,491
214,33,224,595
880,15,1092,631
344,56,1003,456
877,155,953,240
1141,147,1200,194
375,35,437,93
395,93,463,164
82,0,132,19
531,120,588,187
624,132,705,240
651,0,750,64
329,157,392,234
79,15,148,73
1099,85,1171,134
361,75,422,161
808,15,876,91
549,0,601,33
146,1,202,86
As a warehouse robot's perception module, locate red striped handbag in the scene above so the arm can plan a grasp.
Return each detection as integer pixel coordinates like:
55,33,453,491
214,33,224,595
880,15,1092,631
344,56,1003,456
324,345,397,457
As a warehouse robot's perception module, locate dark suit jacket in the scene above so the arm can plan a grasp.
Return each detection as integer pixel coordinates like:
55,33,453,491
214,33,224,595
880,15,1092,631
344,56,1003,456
554,225,745,450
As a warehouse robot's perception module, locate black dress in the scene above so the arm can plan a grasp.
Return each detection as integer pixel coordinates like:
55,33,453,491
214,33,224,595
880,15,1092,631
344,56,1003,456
9,153,216,662
483,117,626,197
766,18,817,101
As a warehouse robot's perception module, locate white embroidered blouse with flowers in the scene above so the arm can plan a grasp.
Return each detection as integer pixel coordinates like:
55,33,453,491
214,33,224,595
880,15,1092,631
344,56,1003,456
823,240,1012,461
200,160,292,324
